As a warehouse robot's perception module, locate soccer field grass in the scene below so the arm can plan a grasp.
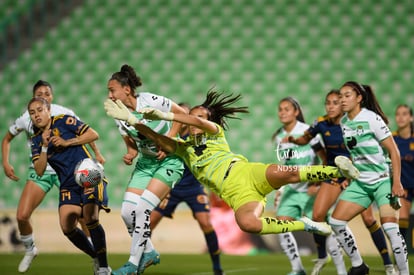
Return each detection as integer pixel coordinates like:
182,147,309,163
1,253,413,275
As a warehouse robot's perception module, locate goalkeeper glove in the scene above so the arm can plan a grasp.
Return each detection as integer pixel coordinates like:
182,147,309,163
140,107,174,121
104,99,139,125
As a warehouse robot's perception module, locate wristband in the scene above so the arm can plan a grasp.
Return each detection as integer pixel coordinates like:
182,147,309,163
164,112,174,121
41,146,48,153
127,114,139,125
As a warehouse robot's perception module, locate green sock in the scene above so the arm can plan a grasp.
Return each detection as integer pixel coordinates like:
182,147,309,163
298,165,342,182
260,217,305,234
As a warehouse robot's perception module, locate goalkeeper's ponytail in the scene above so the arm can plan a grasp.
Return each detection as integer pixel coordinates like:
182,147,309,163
194,87,249,130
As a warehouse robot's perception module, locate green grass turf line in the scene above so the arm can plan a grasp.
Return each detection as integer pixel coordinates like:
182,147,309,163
0,253,413,274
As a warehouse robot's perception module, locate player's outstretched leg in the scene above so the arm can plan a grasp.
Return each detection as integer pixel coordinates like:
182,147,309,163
300,216,332,236
334,156,360,179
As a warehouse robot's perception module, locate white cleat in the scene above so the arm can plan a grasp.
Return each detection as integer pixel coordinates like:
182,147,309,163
311,255,331,275
334,156,360,180
300,216,332,236
18,246,38,273
384,264,397,275
97,267,112,275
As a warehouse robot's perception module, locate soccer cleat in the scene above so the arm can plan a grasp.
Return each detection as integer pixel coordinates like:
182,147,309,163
137,250,160,274
300,216,332,236
335,156,360,180
214,269,225,275
347,262,369,275
310,255,331,275
111,261,138,275
287,270,306,275
18,246,38,273
97,267,112,275
384,264,397,275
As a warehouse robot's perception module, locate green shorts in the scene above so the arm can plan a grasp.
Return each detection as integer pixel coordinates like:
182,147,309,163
27,167,60,193
220,161,274,211
276,185,315,219
339,178,392,208
128,155,184,189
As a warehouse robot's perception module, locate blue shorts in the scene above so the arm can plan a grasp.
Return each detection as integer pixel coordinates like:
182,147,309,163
59,178,110,213
155,183,210,218
404,187,414,202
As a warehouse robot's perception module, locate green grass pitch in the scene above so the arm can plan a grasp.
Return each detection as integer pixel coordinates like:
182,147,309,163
0,253,413,274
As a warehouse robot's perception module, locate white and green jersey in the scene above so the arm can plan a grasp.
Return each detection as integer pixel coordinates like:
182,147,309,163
9,104,76,173
116,92,173,158
341,108,391,184
273,121,320,192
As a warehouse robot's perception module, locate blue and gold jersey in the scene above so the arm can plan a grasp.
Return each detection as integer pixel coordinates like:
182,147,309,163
174,124,247,195
31,115,94,188
307,115,350,166
393,131,414,188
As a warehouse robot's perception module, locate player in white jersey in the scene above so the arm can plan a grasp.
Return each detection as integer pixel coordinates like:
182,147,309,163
272,97,328,275
329,81,408,275
1,80,105,273
107,65,186,275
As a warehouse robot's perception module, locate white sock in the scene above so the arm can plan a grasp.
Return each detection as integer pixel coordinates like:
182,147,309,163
326,233,347,275
121,192,140,237
329,217,363,267
278,232,304,272
382,222,409,275
20,234,35,252
144,238,155,253
128,190,160,266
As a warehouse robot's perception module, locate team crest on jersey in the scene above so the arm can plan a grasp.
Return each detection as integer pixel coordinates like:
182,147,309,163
324,130,331,137
356,125,364,136
410,142,414,151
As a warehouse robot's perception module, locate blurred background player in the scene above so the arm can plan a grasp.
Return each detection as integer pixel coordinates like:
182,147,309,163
329,81,408,275
272,96,329,275
151,103,224,275
393,104,414,241
1,80,105,273
289,89,395,275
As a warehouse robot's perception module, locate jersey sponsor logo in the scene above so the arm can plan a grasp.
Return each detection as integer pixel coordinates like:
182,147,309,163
193,144,207,156
345,136,357,150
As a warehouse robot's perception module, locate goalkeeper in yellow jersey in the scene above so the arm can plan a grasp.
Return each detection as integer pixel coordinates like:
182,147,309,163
105,89,360,239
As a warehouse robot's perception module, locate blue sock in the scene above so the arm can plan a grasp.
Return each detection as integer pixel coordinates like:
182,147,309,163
368,221,392,265
65,228,96,258
204,230,222,271
313,233,328,258
87,221,108,267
